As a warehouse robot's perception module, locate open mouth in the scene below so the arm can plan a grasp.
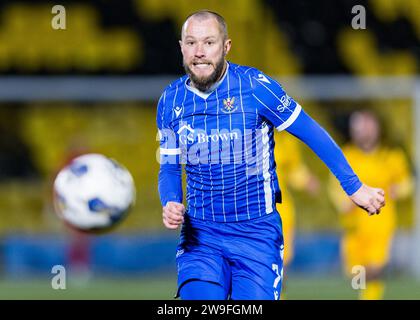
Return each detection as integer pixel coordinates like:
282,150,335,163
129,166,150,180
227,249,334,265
192,62,212,68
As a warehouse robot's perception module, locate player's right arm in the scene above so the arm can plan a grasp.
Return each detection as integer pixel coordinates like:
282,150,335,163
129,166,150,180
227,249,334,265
157,91,185,229
163,201,185,229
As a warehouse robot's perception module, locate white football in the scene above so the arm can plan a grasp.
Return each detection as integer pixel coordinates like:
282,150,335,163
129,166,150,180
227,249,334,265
53,153,136,232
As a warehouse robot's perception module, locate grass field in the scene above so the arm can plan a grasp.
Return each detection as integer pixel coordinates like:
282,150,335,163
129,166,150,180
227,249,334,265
1,273,419,300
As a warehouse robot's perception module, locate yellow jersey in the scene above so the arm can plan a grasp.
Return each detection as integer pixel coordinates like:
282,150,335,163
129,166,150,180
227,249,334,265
329,144,412,235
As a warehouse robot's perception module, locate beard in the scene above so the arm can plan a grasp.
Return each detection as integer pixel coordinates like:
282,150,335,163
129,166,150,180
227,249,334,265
183,53,226,92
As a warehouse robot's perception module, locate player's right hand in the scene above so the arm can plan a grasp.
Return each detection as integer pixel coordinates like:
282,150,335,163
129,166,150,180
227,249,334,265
162,201,185,230
349,184,385,216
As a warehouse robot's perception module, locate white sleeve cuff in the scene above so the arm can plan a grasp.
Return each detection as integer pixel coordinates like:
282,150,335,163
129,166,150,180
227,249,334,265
276,103,302,132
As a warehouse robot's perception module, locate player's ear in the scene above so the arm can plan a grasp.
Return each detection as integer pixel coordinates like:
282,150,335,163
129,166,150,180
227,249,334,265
179,40,183,49
224,38,231,56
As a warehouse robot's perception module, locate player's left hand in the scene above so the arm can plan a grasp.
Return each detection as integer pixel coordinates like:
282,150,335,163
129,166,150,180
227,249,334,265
349,184,385,216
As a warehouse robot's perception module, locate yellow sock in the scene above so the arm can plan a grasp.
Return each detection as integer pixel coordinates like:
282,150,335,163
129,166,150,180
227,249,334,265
359,280,385,300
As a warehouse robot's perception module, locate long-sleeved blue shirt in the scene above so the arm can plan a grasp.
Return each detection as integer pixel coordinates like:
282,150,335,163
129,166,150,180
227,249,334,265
157,62,361,222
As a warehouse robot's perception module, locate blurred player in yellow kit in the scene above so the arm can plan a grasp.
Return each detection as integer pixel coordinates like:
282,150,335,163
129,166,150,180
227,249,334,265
274,131,319,298
328,110,413,300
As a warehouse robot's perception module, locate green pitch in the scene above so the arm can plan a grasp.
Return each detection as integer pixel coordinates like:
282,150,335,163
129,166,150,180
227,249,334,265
0,273,419,300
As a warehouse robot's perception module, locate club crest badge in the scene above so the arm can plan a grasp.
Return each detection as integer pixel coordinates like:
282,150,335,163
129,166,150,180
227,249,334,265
222,97,237,113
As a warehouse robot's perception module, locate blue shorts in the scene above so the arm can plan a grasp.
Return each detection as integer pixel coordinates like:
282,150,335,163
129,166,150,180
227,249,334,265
175,212,284,300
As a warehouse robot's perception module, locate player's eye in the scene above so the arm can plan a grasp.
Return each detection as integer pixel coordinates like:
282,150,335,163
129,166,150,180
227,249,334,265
186,41,195,46
206,41,214,46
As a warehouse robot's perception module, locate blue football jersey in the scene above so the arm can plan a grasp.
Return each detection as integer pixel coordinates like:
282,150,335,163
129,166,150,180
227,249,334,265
157,62,302,222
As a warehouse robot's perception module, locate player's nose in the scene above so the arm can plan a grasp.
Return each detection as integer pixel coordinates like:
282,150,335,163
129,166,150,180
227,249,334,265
194,44,205,58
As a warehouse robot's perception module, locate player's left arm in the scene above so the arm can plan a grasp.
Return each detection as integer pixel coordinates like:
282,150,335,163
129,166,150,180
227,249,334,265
286,110,385,215
252,73,384,215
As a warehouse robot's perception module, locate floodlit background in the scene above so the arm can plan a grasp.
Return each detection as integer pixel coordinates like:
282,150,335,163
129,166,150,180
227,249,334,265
0,0,419,299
